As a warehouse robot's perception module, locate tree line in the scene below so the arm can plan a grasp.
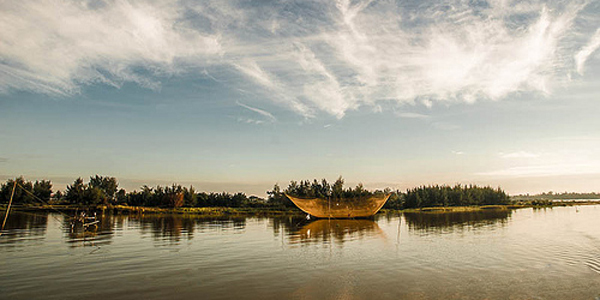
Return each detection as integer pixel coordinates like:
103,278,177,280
0,177,53,205
0,176,280,209
1,176,511,209
266,178,510,209
282,177,380,199
511,191,600,201
401,184,510,208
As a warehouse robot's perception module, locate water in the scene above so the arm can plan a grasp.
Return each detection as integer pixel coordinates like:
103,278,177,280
1,206,600,299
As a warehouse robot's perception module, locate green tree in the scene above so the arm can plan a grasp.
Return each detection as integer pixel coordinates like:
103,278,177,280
84,186,106,205
332,176,344,199
89,175,118,204
1,177,35,204
53,190,64,203
402,184,510,208
183,186,197,207
267,183,293,207
65,178,86,204
33,180,53,202
115,188,127,205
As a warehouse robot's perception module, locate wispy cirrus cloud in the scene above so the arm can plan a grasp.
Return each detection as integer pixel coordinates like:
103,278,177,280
479,163,600,177
236,101,277,123
482,145,600,177
575,28,600,75
232,60,313,117
500,151,540,159
0,1,220,95
395,112,430,119
1,0,598,118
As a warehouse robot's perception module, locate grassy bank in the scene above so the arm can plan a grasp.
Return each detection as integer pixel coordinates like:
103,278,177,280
4,200,599,217
6,204,304,217
111,205,304,217
382,205,513,214
383,201,600,214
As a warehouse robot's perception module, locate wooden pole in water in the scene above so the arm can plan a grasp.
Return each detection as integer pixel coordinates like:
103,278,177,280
0,181,17,236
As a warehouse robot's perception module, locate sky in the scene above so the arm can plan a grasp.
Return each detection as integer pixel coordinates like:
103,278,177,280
1,0,600,196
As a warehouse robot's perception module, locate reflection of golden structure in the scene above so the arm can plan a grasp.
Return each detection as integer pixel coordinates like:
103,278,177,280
285,194,390,218
293,219,384,243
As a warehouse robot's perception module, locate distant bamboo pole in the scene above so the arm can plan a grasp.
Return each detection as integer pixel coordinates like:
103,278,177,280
0,181,17,236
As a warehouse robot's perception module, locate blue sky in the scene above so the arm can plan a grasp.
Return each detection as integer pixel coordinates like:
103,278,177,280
1,0,600,196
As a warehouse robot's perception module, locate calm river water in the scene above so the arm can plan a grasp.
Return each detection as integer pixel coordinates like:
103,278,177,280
1,206,600,299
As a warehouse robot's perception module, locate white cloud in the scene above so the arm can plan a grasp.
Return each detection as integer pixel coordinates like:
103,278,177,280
478,164,600,177
232,60,278,90
294,43,350,118
0,1,220,95
237,118,265,125
500,151,540,159
482,145,600,177
0,0,597,117
232,59,313,117
395,112,430,119
575,28,600,75
236,101,276,123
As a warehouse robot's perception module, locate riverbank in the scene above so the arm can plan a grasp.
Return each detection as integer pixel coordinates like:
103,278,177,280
3,201,599,217
3,204,304,217
393,205,523,213
389,201,600,214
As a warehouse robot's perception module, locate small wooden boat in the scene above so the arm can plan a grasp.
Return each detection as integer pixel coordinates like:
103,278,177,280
285,193,390,218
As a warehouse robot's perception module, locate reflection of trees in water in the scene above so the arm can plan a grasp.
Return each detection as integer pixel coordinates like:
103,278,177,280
403,210,512,234
133,215,195,242
197,217,246,234
0,211,48,246
288,219,384,245
377,212,403,223
269,216,308,236
61,212,250,246
130,214,247,242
